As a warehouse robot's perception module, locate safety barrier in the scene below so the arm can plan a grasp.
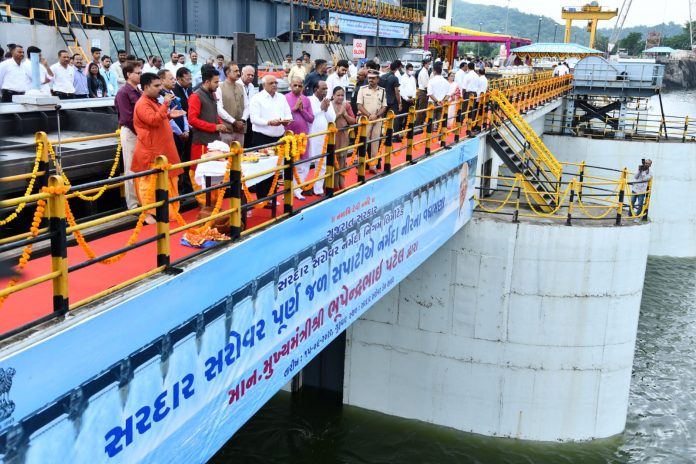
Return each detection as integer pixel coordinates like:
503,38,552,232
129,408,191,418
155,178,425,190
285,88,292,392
0,74,573,337
544,112,696,142
475,161,652,225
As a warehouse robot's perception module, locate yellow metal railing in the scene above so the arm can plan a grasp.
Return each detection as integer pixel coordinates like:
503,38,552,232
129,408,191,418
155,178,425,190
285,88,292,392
476,162,652,225
0,74,574,332
545,113,696,142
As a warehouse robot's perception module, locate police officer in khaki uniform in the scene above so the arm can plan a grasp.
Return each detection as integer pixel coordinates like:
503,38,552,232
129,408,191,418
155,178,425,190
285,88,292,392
356,70,387,173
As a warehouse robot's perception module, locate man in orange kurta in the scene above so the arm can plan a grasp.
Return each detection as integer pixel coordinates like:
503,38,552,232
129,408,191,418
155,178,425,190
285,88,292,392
132,72,186,224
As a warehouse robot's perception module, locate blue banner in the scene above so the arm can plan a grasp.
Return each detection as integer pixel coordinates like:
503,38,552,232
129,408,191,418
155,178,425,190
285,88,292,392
328,12,410,39
0,138,478,463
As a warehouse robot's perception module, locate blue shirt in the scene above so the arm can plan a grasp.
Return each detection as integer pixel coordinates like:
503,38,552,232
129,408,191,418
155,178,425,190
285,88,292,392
214,64,225,81
100,67,118,97
73,67,89,96
186,62,202,87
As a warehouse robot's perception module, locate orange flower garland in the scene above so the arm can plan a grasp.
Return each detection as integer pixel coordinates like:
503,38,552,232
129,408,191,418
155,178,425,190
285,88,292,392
64,180,152,264
47,137,123,202
293,133,326,191
0,142,43,226
0,199,46,308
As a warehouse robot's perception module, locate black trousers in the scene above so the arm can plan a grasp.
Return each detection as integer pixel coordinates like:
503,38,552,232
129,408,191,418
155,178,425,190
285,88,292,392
174,134,193,194
250,132,281,201
243,118,254,149
400,98,414,134
52,91,73,99
1,89,24,103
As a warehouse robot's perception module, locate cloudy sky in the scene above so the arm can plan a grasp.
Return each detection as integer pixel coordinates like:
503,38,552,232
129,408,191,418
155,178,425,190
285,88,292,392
468,0,690,27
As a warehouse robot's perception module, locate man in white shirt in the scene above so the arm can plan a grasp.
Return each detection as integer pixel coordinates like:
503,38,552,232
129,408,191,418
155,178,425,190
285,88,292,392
164,51,183,74
325,59,350,97
454,62,467,96
249,75,292,203
475,67,488,97
427,62,450,132
415,58,431,126
300,80,336,196
22,46,53,94
215,62,248,146
399,63,417,123
241,65,259,149
556,62,570,76
348,58,358,80
110,49,127,88
250,75,292,145
0,44,28,102
50,50,75,99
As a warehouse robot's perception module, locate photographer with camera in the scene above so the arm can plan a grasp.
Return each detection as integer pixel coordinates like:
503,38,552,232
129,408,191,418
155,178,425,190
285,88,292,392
631,158,652,218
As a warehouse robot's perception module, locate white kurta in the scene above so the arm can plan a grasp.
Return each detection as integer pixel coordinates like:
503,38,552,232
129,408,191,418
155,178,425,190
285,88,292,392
298,94,336,194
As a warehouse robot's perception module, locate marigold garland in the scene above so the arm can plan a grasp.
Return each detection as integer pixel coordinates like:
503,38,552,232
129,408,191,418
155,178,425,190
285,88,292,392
293,133,327,191
0,199,46,308
47,136,123,202
64,179,153,264
0,142,43,226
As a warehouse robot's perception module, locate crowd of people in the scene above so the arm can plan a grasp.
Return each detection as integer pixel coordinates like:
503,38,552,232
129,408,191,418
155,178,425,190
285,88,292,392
0,42,493,226
0,44,214,101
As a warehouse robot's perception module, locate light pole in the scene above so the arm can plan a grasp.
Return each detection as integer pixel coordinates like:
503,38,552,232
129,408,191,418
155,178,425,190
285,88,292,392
289,0,294,59
122,0,131,56
376,0,380,53
553,24,558,43
536,17,542,42
477,21,482,55
504,0,510,35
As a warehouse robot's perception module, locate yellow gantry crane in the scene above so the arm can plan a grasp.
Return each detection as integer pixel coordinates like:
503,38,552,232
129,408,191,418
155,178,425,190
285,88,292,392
561,2,618,48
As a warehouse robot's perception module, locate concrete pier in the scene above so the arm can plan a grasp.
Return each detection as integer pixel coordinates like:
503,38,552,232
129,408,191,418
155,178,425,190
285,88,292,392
544,135,696,257
343,215,650,441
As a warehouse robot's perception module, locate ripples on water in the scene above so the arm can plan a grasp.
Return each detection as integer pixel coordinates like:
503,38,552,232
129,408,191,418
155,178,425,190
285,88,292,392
210,258,696,464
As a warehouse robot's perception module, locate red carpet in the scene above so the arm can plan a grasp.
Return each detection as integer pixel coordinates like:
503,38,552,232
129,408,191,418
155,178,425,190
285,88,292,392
0,130,463,333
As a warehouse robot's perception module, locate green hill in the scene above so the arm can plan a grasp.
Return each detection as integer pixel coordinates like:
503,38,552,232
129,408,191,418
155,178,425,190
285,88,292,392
451,1,684,48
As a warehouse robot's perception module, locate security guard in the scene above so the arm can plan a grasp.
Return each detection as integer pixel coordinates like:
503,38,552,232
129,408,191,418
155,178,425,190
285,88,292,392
356,70,387,173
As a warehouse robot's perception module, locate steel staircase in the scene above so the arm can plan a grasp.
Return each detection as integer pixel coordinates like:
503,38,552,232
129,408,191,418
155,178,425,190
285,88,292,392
52,1,91,61
487,90,563,212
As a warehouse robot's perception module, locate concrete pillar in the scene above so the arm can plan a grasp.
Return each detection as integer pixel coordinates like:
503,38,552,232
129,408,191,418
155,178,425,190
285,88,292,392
543,134,696,257
343,216,650,441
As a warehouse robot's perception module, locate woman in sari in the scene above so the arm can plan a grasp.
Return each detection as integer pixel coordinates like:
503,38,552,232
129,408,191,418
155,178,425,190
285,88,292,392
331,86,356,190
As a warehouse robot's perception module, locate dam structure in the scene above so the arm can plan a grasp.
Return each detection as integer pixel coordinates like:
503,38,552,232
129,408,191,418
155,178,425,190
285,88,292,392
1,3,694,462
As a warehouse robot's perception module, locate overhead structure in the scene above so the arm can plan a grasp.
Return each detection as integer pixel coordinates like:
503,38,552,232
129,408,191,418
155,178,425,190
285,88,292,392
424,26,531,63
561,2,618,49
510,42,604,59
608,0,633,54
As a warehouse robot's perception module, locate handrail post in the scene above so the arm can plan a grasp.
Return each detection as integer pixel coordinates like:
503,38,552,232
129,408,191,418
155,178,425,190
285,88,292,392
513,175,521,223
357,116,368,183
35,131,51,190
454,97,463,143
683,116,689,143
154,155,170,268
464,94,474,136
643,177,653,221
439,100,449,147
405,106,416,163
283,139,294,214
566,179,575,226
325,123,337,197
383,111,394,174
47,175,69,315
578,161,585,202
424,104,434,157
616,167,627,225
229,143,242,239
